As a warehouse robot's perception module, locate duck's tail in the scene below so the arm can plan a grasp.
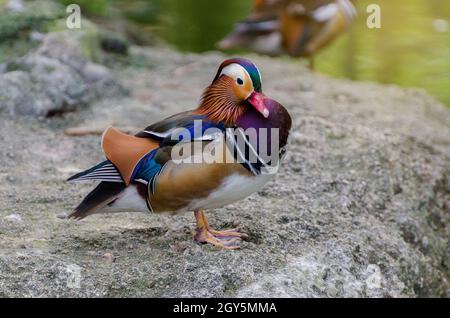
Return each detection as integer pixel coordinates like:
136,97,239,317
68,181,126,220
67,160,123,183
67,160,126,220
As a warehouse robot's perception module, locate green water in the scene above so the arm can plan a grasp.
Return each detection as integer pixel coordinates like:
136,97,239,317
119,0,450,106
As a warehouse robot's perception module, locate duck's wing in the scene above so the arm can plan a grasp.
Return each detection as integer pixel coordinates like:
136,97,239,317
101,127,160,185
67,129,159,220
146,138,253,213
303,0,357,54
132,112,229,187
282,0,357,56
66,112,224,219
136,110,226,144
68,111,227,185
139,126,288,213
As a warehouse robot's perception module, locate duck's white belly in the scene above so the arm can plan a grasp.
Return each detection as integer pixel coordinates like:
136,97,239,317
186,173,273,211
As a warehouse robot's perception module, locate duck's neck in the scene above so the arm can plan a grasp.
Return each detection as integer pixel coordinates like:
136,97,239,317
196,77,245,125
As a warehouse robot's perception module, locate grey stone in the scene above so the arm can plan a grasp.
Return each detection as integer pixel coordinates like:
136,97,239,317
0,71,35,116
5,0,25,12
0,32,127,117
0,46,448,298
29,31,46,43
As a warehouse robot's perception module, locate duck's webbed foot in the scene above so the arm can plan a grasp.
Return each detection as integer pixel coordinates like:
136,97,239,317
193,209,248,250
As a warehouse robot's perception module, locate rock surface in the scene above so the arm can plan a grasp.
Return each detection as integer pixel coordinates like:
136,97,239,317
0,42,448,297
0,32,127,116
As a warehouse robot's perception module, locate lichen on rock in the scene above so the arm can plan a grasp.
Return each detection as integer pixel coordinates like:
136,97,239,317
0,31,127,116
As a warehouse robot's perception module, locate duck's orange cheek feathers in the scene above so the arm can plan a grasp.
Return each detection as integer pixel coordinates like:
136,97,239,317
232,78,253,101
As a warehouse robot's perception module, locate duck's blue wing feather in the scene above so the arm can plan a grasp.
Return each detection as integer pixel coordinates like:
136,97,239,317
132,111,227,186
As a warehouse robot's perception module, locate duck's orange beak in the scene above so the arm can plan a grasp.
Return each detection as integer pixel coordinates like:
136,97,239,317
247,92,270,118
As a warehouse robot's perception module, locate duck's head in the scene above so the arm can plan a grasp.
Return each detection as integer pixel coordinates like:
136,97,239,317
198,58,271,124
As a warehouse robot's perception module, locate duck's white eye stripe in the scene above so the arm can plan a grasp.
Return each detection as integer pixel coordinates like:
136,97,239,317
220,63,254,90
220,64,246,81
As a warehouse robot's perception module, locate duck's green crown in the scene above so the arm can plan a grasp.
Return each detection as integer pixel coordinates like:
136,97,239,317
213,58,262,93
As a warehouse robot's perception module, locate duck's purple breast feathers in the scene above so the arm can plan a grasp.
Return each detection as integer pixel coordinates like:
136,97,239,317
236,97,292,155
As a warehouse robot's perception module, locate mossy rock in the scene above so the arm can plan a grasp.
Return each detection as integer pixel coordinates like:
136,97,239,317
0,1,66,63
47,19,101,62
0,0,64,40
0,13,51,40
0,39,37,64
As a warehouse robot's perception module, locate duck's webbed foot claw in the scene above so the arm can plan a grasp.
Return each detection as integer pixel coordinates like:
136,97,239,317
193,210,247,250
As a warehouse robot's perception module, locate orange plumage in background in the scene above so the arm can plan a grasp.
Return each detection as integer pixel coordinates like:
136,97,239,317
217,0,357,68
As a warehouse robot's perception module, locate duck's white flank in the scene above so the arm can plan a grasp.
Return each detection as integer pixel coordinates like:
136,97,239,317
102,172,274,214
186,172,274,211
102,185,148,213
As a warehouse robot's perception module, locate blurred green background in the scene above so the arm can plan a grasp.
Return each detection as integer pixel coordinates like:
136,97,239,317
55,0,450,106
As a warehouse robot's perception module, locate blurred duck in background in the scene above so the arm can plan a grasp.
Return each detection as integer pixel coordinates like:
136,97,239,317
217,0,284,57
217,0,357,68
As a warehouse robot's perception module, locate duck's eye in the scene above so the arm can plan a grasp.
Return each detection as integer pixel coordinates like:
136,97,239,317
237,77,244,85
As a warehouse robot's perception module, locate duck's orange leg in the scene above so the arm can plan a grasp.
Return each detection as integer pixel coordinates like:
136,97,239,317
193,209,248,250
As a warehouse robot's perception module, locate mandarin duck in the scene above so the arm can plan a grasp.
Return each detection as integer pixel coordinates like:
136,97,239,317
68,58,292,250
217,0,357,68
217,0,284,57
